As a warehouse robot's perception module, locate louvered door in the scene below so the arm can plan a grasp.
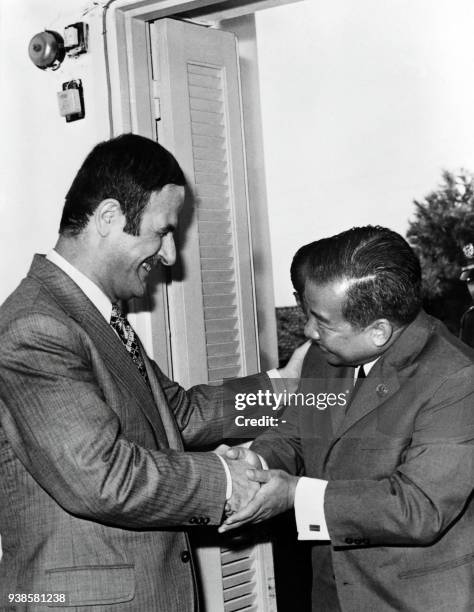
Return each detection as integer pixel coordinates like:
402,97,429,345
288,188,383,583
149,17,276,612
150,18,258,389
190,61,243,383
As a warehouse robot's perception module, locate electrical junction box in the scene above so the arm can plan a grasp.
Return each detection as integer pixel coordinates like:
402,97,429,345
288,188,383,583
57,80,85,122
64,22,88,57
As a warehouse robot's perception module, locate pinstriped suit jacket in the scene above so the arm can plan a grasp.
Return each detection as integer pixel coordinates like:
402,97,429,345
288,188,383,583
0,255,269,611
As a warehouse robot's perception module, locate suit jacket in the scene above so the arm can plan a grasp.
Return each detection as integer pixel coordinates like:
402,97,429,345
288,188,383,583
252,312,474,612
0,255,269,611
460,305,474,348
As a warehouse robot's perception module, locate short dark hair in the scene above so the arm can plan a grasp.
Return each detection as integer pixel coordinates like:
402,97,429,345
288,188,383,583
59,133,185,236
290,240,316,297
292,226,422,328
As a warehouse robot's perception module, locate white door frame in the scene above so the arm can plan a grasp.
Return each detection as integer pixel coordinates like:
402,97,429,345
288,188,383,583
105,0,301,137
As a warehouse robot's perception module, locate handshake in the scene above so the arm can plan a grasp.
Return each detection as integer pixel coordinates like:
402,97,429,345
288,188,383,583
214,444,299,534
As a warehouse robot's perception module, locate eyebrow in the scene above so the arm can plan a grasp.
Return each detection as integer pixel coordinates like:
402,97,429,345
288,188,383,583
158,224,176,234
309,308,330,324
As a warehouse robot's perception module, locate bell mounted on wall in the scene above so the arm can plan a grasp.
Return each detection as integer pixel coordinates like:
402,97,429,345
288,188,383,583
28,30,65,71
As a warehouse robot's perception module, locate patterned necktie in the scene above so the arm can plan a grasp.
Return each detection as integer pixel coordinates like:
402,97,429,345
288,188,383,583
110,304,150,387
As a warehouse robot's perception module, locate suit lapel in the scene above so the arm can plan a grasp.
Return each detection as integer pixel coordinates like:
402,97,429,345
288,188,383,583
328,312,434,448
141,348,183,450
334,359,400,438
28,255,170,446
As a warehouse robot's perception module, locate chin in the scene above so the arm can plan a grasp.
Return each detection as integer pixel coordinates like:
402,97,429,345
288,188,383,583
321,352,340,364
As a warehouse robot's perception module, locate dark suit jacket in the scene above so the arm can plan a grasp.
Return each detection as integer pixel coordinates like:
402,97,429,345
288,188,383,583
252,312,474,611
460,305,474,348
0,255,268,611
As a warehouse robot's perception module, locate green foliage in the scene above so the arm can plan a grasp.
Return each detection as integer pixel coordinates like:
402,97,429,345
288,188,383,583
407,170,474,299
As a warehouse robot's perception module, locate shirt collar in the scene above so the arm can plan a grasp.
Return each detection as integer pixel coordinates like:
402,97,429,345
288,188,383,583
46,249,113,322
354,358,378,382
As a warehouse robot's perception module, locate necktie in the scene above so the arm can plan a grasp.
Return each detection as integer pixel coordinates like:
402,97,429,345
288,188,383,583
110,304,150,387
348,364,366,409
356,364,366,384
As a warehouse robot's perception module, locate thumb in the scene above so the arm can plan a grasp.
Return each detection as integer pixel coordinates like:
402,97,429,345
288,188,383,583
247,468,271,483
226,447,244,460
214,444,230,457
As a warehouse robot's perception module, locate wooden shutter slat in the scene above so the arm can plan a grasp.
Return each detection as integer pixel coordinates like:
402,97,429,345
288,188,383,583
202,282,235,295
191,109,224,126
206,341,239,356
192,135,226,150
205,318,238,332
203,294,234,308
201,270,234,283
195,171,228,185
189,85,222,101
195,183,228,197
187,63,220,77
198,209,229,223
188,72,221,89
223,582,255,602
206,330,238,344
194,159,227,174
223,594,257,612
200,233,232,246
201,258,233,271
190,97,223,113
222,569,255,589
192,123,225,138
208,366,241,381
208,355,240,368
193,148,226,162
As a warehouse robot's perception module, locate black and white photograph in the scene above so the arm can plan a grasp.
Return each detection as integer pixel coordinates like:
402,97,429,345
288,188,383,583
1,1,473,610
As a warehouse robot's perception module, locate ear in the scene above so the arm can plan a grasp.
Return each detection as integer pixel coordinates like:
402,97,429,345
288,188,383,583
94,199,123,237
368,318,393,347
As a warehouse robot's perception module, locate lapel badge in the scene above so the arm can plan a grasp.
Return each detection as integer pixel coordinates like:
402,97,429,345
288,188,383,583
376,383,388,397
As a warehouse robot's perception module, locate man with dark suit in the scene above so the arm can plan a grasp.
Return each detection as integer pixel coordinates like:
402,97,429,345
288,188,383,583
221,226,474,611
0,134,304,610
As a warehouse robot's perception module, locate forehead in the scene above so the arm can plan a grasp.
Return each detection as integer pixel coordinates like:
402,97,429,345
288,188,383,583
304,279,349,318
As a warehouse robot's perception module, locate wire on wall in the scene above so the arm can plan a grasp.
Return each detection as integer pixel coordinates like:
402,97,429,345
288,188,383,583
101,0,118,137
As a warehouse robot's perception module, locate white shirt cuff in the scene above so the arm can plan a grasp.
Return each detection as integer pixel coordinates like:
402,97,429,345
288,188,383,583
216,454,233,500
294,476,330,540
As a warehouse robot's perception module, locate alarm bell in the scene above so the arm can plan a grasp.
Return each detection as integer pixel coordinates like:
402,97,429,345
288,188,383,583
28,30,65,70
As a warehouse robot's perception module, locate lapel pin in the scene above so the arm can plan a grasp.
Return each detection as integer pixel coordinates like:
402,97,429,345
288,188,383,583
376,383,388,396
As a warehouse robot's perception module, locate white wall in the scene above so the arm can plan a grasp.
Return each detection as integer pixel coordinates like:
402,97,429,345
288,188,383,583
256,0,474,305
0,0,110,304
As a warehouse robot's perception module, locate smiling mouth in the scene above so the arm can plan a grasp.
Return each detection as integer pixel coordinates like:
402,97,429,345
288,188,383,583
141,255,159,274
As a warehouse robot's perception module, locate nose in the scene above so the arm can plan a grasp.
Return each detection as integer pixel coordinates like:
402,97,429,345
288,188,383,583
304,319,320,341
158,234,176,266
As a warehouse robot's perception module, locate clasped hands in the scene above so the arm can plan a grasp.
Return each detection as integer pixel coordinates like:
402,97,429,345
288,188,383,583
215,445,299,533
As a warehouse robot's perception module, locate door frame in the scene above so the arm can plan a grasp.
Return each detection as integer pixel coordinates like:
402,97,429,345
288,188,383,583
105,0,298,369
